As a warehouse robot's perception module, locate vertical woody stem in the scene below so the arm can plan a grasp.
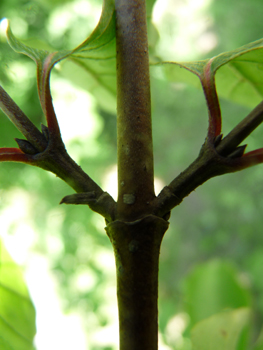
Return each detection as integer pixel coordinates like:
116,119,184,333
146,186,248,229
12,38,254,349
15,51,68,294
112,1,169,349
106,216,169,350
115,0,155,221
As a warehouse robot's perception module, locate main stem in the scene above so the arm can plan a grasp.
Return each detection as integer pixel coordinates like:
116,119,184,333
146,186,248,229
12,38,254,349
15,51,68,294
106,216,168,350
111,1,169,349
115,0,155,221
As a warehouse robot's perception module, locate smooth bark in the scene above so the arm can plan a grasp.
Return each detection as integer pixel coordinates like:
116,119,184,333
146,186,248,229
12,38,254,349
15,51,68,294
115,0,154,222
106,216,168,350
111,1,168,348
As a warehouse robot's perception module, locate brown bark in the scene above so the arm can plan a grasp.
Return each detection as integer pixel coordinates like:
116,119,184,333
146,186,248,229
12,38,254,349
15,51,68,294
115,0,155,222
110,3,168,347
106,216,169,350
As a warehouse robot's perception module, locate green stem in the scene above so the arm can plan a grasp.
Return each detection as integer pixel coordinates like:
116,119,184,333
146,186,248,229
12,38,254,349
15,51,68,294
115,0,155,221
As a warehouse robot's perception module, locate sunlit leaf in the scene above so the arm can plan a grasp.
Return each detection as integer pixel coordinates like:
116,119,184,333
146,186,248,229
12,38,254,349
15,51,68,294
65,0,158,111
6,0,116,114
0,240,36,350
146,0,157,14
5,0,160,114
154,38,263,107
191,308,251,350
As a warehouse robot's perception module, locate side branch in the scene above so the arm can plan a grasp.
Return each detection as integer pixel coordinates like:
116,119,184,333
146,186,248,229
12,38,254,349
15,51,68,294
60,192,115,222
154,100,263,217
0,86,116,222
216,100,263,156
0,86,47,152
33,137,116,222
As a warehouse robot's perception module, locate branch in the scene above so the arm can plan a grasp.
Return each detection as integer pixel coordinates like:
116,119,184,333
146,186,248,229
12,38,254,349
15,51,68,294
0,84,116,221
60,192,116,222
153,100,263,218
0,147,34,163
216,100,263,156
0,135,116,221
0,85,47,152
30,133,117,221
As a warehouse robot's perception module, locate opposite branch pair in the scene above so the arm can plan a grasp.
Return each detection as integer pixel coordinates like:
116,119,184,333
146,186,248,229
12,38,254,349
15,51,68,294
1,7,263,225
1,55,263,223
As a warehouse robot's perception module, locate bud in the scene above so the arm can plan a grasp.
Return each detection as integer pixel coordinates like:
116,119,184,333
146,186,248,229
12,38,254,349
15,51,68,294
41,124,49,141
228,145,247,159
15,138,38,155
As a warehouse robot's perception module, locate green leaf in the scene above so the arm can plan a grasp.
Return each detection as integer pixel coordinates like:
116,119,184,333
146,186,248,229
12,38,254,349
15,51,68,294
6,0,116,114
0,240,36,350
252,326,263,350
59,0,116,112
146,0,158,14
154,38,263,107
5,0,159,114
191,308,251,350
183,260,251,326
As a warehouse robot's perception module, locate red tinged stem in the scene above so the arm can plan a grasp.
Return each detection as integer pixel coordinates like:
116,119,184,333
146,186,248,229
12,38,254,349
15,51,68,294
0,148,34,163
239,148,263,168
0,148,23,154
201,59,222,141
37,54,62,140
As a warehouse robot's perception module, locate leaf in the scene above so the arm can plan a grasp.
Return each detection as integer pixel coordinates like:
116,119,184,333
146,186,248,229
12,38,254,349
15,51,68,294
183,260,251,326
5,0,160,114
60,0,158,112
252,326,263,350
6,0,116,115
191,308,251,350
146,0,158,14
58,0,116,112
0,240,36,350
154,38,263,108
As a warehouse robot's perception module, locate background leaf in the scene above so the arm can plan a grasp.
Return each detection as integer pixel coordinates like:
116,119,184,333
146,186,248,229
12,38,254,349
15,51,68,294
191,308,251,350
0,239,36,350
183,260,251,326
6,0,116,114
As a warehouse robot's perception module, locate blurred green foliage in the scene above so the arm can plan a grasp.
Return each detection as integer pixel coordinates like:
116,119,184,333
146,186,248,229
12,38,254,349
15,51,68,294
0,239,36,350
191,308,251,350
1,0,263,349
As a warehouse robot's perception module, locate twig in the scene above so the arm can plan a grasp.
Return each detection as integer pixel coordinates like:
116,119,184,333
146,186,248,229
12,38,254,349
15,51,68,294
0,85,47,151
216,100,263,156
